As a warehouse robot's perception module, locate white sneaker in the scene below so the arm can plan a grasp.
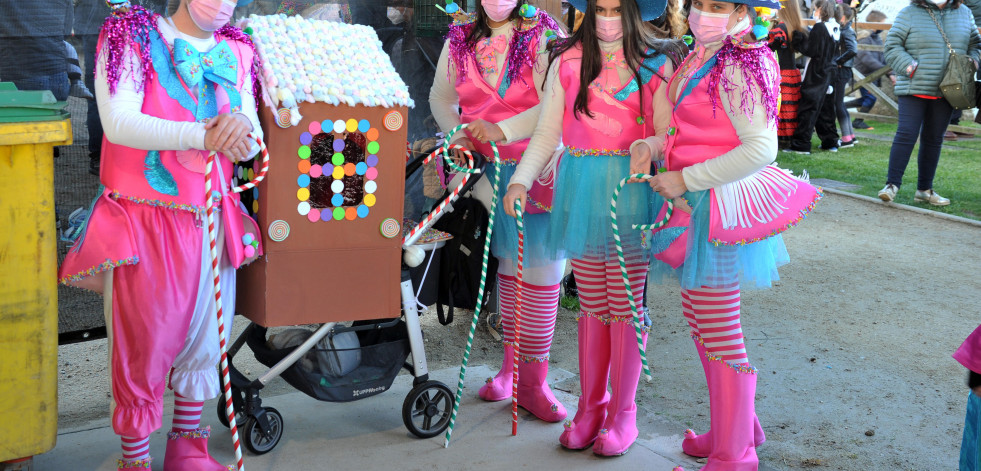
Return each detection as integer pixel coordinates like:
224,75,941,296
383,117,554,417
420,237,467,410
878,184,898,202
914,189,950,206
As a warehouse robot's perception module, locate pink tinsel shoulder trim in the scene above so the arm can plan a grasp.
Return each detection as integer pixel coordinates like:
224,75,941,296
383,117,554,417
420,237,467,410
706,40,780,126
97,6,161,96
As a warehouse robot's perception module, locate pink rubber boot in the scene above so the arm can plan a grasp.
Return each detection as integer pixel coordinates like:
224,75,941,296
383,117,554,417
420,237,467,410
517,358,568,422
163,427,232,471
478,343,515,401
700,359,760,471
559,314,611,449
117,458,152,469
593,318,647,456
682,334,765,458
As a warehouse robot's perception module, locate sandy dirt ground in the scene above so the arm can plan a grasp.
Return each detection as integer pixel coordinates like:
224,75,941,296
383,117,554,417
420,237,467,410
56,192,981,470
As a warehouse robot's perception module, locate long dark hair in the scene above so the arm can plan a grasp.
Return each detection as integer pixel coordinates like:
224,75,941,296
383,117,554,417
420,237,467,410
465,0,532,48
547,0,682,119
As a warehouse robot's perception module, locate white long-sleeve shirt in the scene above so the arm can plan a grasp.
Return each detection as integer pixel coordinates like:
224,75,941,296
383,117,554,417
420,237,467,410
95,17,262,153
429,21,549,145
630,50,777,192
509,39,672,191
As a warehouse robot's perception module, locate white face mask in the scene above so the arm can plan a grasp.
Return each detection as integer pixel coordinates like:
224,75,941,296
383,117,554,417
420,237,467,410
927,0,946,5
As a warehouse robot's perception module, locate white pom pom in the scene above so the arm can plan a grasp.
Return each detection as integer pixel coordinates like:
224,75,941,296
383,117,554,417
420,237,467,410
403,246,426,268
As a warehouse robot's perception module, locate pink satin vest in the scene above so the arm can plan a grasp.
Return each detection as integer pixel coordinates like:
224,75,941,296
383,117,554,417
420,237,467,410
453,38,554,213
664,54,740,171
558,46,659,154
99,35,253,212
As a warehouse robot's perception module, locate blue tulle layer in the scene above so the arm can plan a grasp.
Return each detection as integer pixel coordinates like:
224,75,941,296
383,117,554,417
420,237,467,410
487,163,554,267
545,151,658,262
649,190,790,290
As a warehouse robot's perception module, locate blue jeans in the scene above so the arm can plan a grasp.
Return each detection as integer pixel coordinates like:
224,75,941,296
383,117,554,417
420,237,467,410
12,72,70,102
83,34,104,155
886,95,953,191
859,87,876,110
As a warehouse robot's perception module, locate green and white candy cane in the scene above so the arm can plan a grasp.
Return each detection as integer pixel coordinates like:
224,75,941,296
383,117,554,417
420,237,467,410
610,173,674,382
442,123,502,448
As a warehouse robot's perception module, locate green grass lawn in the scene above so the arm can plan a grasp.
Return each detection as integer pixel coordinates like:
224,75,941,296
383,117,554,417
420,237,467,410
775,119,981,221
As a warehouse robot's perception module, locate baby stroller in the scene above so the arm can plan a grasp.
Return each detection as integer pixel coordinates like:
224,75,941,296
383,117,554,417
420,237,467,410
217,146,489,455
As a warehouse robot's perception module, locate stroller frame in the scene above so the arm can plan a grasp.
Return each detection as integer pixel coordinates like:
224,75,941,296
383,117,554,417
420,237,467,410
218,146,488,455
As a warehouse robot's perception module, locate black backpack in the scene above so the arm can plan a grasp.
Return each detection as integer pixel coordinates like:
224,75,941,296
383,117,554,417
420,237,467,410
429,195,498,325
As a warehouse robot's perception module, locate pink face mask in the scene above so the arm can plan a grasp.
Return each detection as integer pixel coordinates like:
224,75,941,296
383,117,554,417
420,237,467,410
188,0,236,32
687,8,732,44
482,0,518,22
595,15,623,42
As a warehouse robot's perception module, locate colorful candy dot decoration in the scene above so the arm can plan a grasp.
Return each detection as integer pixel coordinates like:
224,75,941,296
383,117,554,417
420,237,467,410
268,219,290,242
379,217,400,238
294,118,382,222
383,110,404,131
518,4,537,18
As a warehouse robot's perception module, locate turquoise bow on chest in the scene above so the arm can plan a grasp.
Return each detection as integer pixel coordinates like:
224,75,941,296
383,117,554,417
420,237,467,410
172,38,242,121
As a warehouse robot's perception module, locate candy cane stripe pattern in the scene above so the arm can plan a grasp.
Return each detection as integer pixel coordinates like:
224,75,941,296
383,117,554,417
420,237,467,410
402,143,477,248
203,132,268,471
443,123,500,447
609,173,672,383
511,200,525,436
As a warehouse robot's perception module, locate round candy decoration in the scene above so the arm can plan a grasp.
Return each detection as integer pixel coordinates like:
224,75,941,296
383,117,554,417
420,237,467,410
268,219,291,242
379,218,401,238
383,110,403,131
276,108,292,128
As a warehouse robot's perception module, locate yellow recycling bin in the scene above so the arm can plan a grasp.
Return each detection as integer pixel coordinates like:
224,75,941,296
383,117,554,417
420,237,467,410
0,83,71,462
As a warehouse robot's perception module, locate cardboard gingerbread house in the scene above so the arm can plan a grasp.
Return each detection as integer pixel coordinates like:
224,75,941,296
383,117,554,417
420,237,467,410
238,14,413,327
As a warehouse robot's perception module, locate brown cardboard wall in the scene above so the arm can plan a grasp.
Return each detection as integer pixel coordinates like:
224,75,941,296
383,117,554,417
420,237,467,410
238,103,408,326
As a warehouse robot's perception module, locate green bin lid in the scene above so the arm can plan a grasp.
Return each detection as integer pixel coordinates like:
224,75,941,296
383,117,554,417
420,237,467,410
0,82,70,123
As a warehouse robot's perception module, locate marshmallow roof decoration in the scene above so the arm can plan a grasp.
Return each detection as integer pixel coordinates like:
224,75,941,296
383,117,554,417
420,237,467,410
247,14,415,114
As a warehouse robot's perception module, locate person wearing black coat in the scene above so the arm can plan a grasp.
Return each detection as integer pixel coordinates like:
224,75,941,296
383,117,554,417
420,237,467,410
833,4,858,147
786,0,840,154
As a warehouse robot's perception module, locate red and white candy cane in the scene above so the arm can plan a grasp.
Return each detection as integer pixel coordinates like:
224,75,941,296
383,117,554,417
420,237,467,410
510,200,525,435
402,143,477,247
203,132,269,471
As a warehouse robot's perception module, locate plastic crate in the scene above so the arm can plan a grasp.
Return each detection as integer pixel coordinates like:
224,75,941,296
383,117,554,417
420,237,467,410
414,0,469,38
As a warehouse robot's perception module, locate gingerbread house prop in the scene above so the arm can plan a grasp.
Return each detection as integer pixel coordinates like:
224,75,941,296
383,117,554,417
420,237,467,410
238,14,413,327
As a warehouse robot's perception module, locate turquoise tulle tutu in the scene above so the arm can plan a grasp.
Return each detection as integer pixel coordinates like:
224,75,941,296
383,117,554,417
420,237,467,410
649,190,790,290
487,163,554,267
545,151,657,262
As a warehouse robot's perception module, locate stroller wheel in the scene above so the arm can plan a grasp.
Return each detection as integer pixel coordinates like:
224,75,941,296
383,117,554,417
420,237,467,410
402,380,453,439
242,407,284,455
216,388,246,429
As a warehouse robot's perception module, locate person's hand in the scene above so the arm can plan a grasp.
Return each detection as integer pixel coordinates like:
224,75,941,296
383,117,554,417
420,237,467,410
503,184,527,218
205,113,252,163
889,74,897,85
448,137,476,169
629,142,652,183
648,171,687,199
467,119,506,143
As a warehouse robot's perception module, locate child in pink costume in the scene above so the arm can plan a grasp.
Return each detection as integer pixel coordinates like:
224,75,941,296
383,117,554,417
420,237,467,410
429,0,568,422
57,0,263,469
636,0,821,468
504,0,684,456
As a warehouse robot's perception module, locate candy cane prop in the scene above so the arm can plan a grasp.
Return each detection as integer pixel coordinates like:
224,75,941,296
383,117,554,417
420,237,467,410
402,144,476,248
610,174,673,382
510,200,525,436
442,123,501,447
204,133,269,471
